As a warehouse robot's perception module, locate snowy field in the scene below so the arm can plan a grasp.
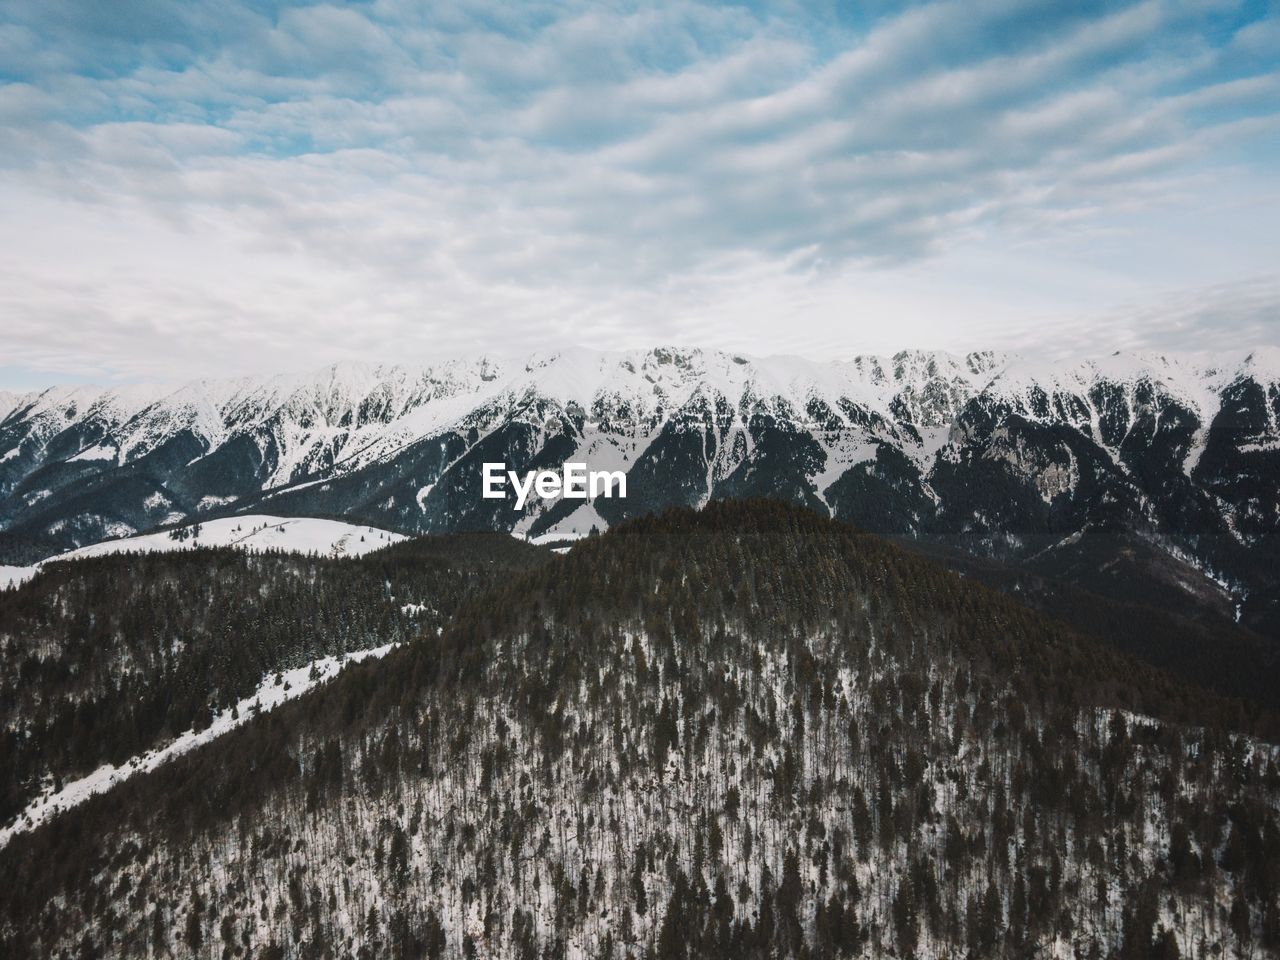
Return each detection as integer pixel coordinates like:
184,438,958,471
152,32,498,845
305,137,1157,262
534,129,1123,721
0,515,408,589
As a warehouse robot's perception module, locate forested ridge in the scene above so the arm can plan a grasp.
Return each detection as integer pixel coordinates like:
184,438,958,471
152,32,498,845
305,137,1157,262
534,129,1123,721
895,536,1280,718
0,532,550,824
1,499,1278,959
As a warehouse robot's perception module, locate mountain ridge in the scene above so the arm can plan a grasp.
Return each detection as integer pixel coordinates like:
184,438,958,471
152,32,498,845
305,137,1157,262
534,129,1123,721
3,344,1278,635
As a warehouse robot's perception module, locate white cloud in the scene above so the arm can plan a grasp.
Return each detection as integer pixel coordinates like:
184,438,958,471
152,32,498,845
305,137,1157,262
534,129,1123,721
0,0,1276,386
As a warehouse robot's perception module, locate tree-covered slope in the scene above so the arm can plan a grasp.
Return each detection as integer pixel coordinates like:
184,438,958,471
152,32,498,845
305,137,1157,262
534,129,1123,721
1,500,1277,959
0,533,550,825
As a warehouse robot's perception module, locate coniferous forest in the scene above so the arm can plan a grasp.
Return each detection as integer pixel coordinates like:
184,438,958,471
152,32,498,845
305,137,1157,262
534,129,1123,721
1,499,1277,959
6,0,1280,955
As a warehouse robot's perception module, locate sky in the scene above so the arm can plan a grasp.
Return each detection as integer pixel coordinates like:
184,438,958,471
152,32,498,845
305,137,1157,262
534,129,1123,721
1,0,1278,389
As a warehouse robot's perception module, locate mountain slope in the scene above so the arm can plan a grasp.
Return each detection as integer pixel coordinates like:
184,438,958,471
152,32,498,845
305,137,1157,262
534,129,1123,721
2,346,1278,637
0,515,407,588
0,533,551,826
1,500,1277,959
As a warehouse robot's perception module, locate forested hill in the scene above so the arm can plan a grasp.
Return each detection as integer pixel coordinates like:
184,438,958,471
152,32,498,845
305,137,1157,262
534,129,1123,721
0,532,551,826
2,499,1279,959
895,535,1280,718
441,499,1274,737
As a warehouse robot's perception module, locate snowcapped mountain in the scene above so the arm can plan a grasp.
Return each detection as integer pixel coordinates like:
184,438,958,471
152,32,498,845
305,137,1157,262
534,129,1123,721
2,345,1278,633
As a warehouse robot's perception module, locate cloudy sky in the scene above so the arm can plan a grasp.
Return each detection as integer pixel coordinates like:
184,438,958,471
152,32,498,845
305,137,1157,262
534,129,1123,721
1,0,1278,388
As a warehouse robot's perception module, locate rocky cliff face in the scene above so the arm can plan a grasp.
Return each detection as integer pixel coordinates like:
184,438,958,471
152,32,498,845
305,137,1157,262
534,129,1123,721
3,346,1278,633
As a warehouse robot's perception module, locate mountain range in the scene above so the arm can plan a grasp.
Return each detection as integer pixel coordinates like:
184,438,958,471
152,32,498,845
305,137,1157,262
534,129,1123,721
2,346,1278,639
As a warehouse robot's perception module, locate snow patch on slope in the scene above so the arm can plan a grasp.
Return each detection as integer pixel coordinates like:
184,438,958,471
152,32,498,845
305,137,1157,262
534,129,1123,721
0,565,33,590
0,516,408,590
63,515,406,562
67,444,117,463
0,643,398,848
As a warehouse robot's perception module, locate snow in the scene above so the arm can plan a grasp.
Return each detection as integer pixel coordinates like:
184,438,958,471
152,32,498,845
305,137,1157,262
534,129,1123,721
6,347,1271,492
0,348,999,502
528,501,607,542
986,351,1249,428
0,389,20,423
415,482,436,510
0,564,34,590
0,642,399,848
60,515,406,561
809,437,879,506
0,515,409,591
4,345,1278,543
196,494,237,509
67,444,117,463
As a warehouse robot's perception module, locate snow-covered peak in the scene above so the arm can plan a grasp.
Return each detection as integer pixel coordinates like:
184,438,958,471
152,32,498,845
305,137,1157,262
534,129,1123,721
1232,346,1280,387
4,345,1277,489
978,350,1264,425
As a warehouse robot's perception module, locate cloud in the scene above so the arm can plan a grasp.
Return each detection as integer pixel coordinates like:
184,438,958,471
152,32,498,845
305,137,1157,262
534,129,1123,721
0,0,1277,385
1075,276,1280,357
